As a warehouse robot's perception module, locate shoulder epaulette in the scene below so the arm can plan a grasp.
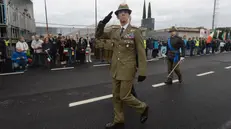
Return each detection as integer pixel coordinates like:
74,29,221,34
131,25,138,29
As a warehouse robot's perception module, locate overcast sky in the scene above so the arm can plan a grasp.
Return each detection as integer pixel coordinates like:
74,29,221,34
33,0,231,29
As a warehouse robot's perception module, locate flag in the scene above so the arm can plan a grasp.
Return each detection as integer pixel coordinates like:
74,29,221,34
228,31,231,40
207,30,215,43
222,32,226,40
216,30,221,39
218,30,224,40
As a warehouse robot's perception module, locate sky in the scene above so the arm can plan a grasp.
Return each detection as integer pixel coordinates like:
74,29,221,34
33,0,231,29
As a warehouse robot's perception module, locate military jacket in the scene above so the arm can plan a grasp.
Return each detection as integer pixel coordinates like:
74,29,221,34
104,39,114,50
166,35,185,58
98,39,105,48
95,39,100,48
96,21,147,80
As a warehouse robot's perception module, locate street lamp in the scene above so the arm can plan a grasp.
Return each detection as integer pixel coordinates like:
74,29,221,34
95,0,97,32
44,0,49,35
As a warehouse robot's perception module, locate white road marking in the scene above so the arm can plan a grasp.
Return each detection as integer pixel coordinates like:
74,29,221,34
196,71,214,77
93,64,110,67
225,66,231,69
152,79,179,88
51,67,74,71
147,58,159,62
69,94,112,107
0,71,24,76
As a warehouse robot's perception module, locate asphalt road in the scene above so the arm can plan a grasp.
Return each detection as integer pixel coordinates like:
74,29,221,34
1,53,231,129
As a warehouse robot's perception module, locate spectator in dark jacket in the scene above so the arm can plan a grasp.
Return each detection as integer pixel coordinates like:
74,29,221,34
0,38,7,72
42,37,53,67
77,37,87,64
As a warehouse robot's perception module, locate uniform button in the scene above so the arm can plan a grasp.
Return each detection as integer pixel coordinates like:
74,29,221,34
118,58,120,60
119,45,121,47
118,52,120,54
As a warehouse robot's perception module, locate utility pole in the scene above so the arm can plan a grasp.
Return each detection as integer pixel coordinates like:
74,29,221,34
44,0,49,35
95,0,97,32
212,0,217,30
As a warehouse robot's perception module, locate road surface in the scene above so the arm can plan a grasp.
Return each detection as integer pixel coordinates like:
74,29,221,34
0,53,231,129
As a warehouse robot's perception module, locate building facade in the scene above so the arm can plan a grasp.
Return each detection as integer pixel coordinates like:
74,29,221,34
36,26,79,36
147,27,209,40
0,0,36,45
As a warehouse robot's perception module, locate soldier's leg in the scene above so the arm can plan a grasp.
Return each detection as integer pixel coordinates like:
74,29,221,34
95,48,99,59
120,80,147,113
99,48,103,61
104,49,108,63
120,80,149,123
112,79,124,124
109,50,113,63
165,59,173,84
131,85,138,98
174,62,182,83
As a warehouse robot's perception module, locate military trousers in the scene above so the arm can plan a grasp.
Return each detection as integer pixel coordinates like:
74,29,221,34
112,78,147,123
167,59,182,79
94,48,99,59
104,49,113,63
99,48,104,61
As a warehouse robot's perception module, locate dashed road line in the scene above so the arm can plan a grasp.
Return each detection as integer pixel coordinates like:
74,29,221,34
147,58,159,62
51,67,74,71
152,79,179,88
0,71,24,76
69,94,112,107
93,64,110,67
196,71,214,77
225,66,231,69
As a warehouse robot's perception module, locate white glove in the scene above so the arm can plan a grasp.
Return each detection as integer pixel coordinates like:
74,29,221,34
162,54,167,57
180,57,185,61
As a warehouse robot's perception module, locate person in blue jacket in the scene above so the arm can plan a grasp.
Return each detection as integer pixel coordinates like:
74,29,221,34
11,51,28,71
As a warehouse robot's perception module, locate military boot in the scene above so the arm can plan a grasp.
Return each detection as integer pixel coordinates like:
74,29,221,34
165,78,173,85
140,105,149,123
105,122,125,129
178,75,182,83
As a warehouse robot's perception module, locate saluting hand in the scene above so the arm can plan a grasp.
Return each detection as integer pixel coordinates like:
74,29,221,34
102,11,113,24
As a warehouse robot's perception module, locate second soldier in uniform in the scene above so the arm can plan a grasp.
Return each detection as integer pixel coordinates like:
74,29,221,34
165,26,185,85
96,3,149,129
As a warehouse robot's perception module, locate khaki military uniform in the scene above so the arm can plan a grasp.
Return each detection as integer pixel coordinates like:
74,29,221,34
95,39,100,59
96,22,147,123
98,39,105,61
104,39,114,63
166,35,185,82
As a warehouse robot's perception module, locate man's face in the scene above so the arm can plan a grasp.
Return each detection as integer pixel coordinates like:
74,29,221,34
35,36,39,41
20,37,25,42
117,10,130,24
170,31,176,36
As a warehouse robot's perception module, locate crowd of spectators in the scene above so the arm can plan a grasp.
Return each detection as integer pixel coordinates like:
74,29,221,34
0,34,93,72
1,34,231,73
144,36,231,59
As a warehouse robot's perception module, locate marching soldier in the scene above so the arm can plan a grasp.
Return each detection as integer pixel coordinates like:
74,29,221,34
165,26,185,85
96,3,149,129
95,38,100,59
99,38,105,62
104,39,113,63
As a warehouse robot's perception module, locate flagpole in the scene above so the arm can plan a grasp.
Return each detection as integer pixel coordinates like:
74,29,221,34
44,0,49,35
212,0,217,30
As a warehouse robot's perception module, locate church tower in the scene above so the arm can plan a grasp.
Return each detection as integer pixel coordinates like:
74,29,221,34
141,1,155,30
